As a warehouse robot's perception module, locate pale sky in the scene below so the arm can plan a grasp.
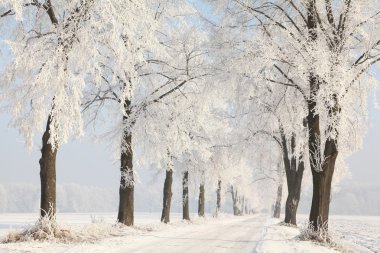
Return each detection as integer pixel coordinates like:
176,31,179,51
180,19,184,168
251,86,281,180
0,115,120,187
0,0,379,189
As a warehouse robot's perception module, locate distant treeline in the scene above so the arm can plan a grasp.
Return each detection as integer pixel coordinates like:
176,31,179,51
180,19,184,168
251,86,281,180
0,184,118,213
0,183,230,214
0,183,379,216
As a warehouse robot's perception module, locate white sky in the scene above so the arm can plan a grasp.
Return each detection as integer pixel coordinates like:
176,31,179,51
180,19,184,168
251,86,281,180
0,0,379,189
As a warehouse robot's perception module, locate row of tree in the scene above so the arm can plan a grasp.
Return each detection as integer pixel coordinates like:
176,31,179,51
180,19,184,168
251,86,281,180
0,0,379,234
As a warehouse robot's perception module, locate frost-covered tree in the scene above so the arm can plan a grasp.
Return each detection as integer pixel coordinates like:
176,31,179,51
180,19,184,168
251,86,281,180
0,0,97,219
255,86,307,225
143,21,210,223
242,78,307,224
227,0,380,230
82,1,208,225
145,90,211,223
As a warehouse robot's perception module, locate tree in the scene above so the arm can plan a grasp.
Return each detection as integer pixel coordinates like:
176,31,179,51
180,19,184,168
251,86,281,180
230,185,242,216
82,1,208,225
161,150,173,223
0,0,96,219
280,130,305,225
229,0,380,231
216,178,222,215
251,89,307,225
182,169,190,220
198,172,205,217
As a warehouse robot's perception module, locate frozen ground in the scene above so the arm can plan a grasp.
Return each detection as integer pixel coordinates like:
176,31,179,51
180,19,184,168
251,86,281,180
328,215,380,252
257,215,380,253
0,213,378,253
296,214,380,253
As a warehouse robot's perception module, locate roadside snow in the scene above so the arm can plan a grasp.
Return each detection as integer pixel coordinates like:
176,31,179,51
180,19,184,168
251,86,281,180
0,213,266,253
329,216,380,253
255,219,341,253
256,216,380,253
0,213,379,252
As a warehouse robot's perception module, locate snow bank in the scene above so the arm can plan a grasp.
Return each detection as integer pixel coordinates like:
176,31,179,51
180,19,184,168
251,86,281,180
0,212,226,244
256,219,348,253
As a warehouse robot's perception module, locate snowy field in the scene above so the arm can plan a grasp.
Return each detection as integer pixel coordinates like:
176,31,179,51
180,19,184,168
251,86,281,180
295,214,380,253
258,215,380,253
0,213,378,253
328,216,380,253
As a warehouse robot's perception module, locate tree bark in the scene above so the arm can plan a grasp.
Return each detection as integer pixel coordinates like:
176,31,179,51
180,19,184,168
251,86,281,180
216,179,221,215
198,183,205,217
280,130,305,225
273,182,282,218
182,171,190,220
284,159,305,225
161,168,173,223
39,116,57,219
117,104,134,226
309,138,337,230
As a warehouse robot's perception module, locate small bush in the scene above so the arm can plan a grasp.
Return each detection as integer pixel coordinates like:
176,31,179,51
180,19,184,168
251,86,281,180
3,213,75,243
299,221,332,244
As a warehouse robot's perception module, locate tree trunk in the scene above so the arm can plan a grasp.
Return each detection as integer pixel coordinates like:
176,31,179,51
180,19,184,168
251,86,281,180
161,168,173,223
182,171,190,220
309,138,337,230
216,179,221,215
306,77,339,230
38,0,58,221
231,186,241,216
306,0,338,231
39,116,57,219
279,129,306,225
117,111,134,226
273,160,284,219
284,159,305,225
198,183,205,217
273,182,282,218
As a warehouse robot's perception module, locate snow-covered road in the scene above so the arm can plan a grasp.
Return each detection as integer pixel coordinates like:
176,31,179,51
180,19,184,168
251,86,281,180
116,216,263,253
64,215,265,253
